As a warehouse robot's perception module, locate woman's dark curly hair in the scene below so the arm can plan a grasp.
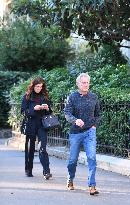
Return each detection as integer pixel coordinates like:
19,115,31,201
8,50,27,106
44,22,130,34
26,77,49,100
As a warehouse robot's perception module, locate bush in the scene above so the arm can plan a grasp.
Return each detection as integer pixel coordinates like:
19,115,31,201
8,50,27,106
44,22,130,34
88,64,130,152
8,67,75,127
9,64,130,153
90,64,129,91
0,71,30,128
86,44,127,71
0,18,72,72
67,44,127,73
9,67,74,104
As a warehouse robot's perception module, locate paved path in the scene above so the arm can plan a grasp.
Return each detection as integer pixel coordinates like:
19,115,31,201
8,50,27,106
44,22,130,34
0,141,130,205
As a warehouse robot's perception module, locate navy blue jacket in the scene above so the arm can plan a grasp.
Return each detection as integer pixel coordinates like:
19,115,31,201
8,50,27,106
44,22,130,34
64,91,100,134
21,94,52,136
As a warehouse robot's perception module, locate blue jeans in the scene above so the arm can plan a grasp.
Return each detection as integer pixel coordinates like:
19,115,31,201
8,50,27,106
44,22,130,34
67,127,97,187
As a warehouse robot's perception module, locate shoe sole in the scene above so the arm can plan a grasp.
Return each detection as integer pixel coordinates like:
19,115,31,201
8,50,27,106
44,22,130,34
67,185,74,190
44,174,52,180
67,187,74,190
90,191,99,195
26,174,34,177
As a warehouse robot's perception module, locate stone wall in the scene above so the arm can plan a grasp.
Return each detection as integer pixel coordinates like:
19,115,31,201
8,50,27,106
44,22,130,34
0,129,12,138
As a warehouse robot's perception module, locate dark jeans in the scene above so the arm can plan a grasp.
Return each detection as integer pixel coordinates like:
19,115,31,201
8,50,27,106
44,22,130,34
25,128,50,174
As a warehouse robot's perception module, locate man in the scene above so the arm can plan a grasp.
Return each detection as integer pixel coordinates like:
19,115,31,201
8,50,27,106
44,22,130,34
64,73,100,195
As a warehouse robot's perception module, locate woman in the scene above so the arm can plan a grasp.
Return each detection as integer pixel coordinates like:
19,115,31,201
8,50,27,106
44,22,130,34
21,77,52,179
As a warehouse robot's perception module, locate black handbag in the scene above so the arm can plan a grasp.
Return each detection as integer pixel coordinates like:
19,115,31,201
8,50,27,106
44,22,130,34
42,114,60,129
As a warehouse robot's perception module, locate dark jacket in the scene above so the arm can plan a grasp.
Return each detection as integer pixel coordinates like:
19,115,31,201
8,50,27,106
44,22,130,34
21,93,52,136
64,91,100,134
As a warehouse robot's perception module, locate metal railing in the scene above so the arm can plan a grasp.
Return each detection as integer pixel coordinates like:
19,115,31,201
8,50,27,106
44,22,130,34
46,101,130,158
9,100,130,158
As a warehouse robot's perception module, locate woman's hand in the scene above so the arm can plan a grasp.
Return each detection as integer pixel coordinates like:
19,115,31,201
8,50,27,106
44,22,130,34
41,104,49,111
34,105,42,110
34,104,49,111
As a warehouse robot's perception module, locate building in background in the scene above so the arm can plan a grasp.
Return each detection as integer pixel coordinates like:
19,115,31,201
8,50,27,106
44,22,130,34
0,0,11,19
121,40,130,63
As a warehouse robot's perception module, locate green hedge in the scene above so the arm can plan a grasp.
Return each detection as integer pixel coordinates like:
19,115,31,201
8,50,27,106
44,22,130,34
0,71,30,128
9,65,130,152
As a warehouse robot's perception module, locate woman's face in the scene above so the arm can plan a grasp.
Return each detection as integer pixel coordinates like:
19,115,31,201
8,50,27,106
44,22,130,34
34,83,43,93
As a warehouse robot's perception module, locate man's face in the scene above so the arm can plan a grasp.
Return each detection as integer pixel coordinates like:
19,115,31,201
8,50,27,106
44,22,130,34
77,76,90,93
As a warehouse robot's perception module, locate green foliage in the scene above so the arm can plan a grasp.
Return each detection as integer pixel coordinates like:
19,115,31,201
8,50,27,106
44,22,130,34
38,68,75,103
0,18,72,72
67,44,127,73
97,103,129,148
9,63,129,153
10,67,75,104
11,0,130,49
96,98,130,157
0,71,30,128
12,0,54,27
52,0,130,49
86,44,127,71
90,64,129,90
89,64,129,151
8,67,75,127
9,64,129,109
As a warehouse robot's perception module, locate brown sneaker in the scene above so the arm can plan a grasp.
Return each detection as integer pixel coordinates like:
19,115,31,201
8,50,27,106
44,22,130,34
89,186,99,195
67,180,74,190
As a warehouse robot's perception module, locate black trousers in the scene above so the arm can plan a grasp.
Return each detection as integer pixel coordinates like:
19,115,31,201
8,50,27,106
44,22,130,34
25,135,36,171
39,128,50,174
25,135,35,171
25,128,50,174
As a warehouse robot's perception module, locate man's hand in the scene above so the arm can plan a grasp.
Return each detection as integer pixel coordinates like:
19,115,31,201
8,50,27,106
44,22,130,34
91,126,96,129
75,119,84,128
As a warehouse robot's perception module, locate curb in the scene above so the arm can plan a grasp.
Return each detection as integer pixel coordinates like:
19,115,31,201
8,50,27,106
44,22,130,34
6,136,130,177
47,146,130,177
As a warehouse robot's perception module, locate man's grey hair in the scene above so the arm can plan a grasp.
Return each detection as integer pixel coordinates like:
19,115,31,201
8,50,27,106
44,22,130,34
76,73,90,84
